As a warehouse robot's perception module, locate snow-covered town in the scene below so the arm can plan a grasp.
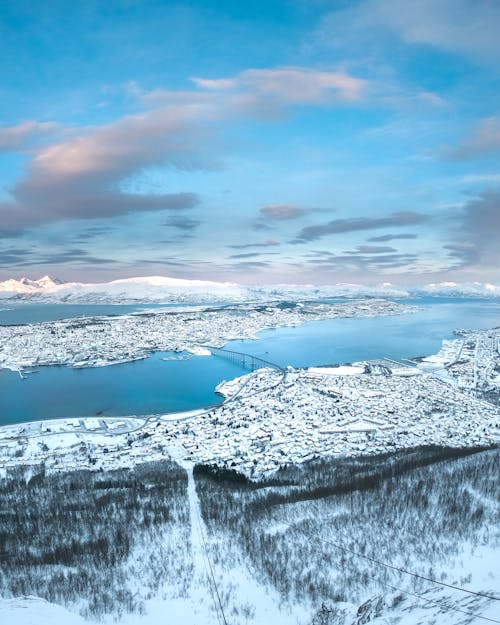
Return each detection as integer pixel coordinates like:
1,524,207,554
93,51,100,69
0,298,414,371
1,327,498,479
423,328,500,401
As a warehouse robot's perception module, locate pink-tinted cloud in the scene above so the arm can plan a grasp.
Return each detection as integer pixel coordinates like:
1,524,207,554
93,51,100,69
260,204,306,220
448,117,500,159
193,67,366,104
0,106,205,234
0,66,367,235
0,121,56,152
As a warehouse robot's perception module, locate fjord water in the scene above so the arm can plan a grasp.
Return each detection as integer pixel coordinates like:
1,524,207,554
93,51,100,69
0,353,245,425
226,297,500,367
0,297,499,425
0,302,205,325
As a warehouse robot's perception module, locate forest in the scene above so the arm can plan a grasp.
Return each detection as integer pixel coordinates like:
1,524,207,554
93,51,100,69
0,446,498,623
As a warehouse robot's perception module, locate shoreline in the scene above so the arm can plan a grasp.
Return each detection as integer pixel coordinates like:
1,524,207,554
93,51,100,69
0,298,415,372
1,327,498,480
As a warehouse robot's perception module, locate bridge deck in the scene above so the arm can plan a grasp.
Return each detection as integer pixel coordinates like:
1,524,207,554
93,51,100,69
204,346,284,372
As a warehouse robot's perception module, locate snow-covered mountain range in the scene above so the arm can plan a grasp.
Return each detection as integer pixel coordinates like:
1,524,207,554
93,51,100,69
0,275,499,303
0,275,248,304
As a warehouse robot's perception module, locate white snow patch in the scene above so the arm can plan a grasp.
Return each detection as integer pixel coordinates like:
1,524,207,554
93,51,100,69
308,365,365,376
0,596,87,625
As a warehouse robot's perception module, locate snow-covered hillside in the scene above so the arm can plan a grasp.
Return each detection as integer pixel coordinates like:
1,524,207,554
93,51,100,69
1,449,498,625
412,280,500,298
1,275,499,304
0,275,65,295
0,275,248,304
0,275,410,302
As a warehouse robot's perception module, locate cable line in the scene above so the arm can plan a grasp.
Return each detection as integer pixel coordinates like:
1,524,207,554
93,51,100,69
361,567,500,625
279,514,500,623
301,499,500,603
290,523,500,624
194,500,229,625
318,533,500,602
194,514,222,625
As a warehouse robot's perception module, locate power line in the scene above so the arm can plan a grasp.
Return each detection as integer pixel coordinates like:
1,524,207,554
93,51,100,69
283,517,499,624
360,567,500,625
303,499,500,603
319,533,500,602
194,501,229,625
194,514,223,625
317,536,500,623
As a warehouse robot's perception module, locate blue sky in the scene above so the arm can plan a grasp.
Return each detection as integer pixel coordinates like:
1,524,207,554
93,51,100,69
0,0,499,285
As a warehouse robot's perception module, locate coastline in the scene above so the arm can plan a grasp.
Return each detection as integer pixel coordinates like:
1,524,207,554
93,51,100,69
1,326,498,480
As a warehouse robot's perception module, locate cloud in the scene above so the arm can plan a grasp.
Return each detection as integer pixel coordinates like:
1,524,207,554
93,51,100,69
192,67,366,107
347,245,397,254
367,233,418,242
443,242,479,267
375,0,500,64
190,78,235,90
317,0,500,65
255,205,331,233
0,247,30,265
0,65,367,236
145,67,367,117
458,188,500,266
164,216,200,231
448,117,500,160
292,211,428,243
0,121,56,152
38,249,117,265
228,239,280,249
72,225,115,241
0,104,209,235
228,252,264,259
0,245,116,267
463,188,500,240
260,204,306,220
436,187,500,273
228,261,270,270
0,191,198,236
304,249,419,273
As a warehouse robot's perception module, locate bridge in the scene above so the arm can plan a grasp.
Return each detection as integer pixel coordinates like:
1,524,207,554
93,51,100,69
203,346,284,372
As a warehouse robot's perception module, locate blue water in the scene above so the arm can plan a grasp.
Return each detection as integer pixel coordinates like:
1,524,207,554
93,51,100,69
0,297,499,425
0,302,216,325
0,352,245,425
225,297,500,367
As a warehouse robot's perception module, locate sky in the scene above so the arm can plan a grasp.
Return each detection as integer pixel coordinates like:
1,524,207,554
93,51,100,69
0,0,499,285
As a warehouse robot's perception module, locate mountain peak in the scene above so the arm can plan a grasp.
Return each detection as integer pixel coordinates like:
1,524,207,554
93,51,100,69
36,275,65,287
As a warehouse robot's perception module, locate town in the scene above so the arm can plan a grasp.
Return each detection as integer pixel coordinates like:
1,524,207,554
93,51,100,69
0,298,414,371
1,327,498,479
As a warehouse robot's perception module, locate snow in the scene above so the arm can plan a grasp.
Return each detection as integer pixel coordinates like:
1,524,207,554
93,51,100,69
416,280,500,297
2,274,500,304
160,409,206,421
0,597,87,625
186,346,211,356
1,311,499,625
0,298,413,371
0,274,247,303
308,365,365,376
1,327,498,480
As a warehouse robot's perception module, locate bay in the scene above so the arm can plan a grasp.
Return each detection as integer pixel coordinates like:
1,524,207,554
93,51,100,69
0,352,244,425
1,297,499,425
225,297,500,367
0,302,212,325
